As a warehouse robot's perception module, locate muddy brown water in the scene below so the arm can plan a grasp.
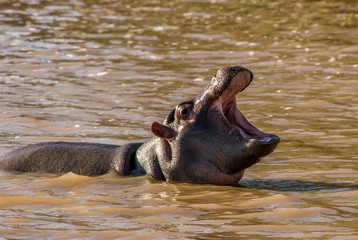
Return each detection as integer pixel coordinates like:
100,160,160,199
0,0,357,239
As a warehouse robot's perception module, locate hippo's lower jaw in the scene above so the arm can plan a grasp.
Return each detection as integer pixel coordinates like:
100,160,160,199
213,96,279,145
200,103,278,185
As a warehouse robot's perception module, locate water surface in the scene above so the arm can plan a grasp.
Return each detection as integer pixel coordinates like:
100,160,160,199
0,0,357,239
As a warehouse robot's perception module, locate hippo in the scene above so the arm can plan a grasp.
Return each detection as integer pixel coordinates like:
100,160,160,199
0,66,279,185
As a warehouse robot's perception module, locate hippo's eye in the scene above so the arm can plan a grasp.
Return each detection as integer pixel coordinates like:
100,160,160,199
180,108,188,117
177,104,192,120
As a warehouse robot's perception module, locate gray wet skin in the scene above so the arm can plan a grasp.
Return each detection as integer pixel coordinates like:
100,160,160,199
0,66,279,185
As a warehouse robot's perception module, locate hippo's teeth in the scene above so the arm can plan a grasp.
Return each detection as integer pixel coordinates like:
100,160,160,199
246,139,256,148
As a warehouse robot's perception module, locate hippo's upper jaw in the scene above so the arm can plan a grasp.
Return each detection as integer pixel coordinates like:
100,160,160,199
137,65,280,185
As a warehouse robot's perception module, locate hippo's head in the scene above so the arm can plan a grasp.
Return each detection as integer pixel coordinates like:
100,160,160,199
137,66,279,185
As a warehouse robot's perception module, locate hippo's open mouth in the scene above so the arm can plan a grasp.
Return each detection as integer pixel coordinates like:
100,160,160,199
213,71,279,146
223,97,278,145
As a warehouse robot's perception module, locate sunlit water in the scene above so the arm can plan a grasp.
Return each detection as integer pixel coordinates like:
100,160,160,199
0,0,357,239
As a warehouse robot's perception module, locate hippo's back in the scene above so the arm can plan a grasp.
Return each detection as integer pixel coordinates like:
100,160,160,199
0,142,121,176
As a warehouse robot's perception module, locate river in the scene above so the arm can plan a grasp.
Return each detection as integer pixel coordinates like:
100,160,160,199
0,0,357,239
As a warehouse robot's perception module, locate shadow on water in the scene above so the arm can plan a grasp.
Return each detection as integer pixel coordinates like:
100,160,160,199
239,179,358,192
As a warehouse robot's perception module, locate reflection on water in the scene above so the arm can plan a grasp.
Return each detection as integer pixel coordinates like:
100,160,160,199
0,0,357,239
1,172,357,239
241,179,358,191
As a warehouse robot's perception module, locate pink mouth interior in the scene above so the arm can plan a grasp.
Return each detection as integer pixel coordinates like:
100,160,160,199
224,99,266,140
220,94,276,143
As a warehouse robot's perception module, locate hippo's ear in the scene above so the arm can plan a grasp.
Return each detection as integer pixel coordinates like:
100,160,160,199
151,122,174,139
